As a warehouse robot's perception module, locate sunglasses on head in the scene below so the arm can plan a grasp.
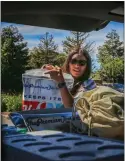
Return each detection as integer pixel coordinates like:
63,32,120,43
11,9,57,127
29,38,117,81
70,59,87,66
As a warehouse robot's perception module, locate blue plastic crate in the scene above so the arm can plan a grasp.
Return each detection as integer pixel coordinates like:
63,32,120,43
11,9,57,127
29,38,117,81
3,130,124,161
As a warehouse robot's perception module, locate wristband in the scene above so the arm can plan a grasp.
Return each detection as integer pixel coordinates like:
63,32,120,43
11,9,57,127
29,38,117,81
58,82,66,89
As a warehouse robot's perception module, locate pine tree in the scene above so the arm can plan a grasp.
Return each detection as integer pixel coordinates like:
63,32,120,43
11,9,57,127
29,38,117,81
38,32,58,64
28,32,59,68
97,30,124,83
1,25,29,92
62,31,94,54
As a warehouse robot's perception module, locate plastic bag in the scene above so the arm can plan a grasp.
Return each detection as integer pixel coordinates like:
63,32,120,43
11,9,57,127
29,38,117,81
22,69,74,111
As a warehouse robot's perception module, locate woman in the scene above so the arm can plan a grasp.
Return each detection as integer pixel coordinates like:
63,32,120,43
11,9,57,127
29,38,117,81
43,48,96,108
42,48,124,139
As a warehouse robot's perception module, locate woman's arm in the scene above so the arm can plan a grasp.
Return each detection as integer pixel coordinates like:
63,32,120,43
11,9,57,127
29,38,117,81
58,84,74,108
44,67,74,108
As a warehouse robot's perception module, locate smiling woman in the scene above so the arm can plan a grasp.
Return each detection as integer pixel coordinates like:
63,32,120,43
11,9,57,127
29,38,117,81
43,47,96,108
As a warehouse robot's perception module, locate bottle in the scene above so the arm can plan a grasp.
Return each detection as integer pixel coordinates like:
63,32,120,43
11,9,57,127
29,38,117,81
17,127,28,134
2,126,28,136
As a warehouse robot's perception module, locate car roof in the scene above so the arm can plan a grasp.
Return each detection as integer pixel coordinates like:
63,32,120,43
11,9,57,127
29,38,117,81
1,1,124,32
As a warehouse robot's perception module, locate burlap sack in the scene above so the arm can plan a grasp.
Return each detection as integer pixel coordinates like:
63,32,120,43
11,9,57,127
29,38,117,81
74,86,124,139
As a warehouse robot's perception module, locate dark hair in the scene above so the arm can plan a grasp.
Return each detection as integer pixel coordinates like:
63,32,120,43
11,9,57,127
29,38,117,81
62,48,92,82
62,48,92,96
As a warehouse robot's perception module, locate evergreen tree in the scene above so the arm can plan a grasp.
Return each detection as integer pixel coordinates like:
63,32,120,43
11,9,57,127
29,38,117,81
28,32,59,68
62,31,94,54
97,29,124,83
1,25,29,92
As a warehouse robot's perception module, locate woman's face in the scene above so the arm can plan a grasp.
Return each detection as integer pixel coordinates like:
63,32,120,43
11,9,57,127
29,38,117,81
69,54,87,79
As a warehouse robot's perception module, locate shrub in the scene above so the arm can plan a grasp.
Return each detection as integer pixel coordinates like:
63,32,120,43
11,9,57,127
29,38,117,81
1,93,22,112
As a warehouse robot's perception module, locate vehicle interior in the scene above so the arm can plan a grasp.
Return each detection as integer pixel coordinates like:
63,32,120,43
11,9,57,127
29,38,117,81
1,1,124,161
1,1,124,31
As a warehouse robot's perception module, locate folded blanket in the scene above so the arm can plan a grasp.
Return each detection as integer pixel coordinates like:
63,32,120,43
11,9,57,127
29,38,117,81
74,86,124,139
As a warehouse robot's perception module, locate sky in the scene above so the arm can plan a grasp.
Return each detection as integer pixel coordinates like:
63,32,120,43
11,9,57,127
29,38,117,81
1,21,124,69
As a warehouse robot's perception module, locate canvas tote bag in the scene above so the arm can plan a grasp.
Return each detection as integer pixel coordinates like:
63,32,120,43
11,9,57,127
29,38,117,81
74,86,124,139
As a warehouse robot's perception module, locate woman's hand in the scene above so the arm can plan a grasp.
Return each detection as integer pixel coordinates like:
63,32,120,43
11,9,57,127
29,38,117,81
43,64,74,108
44,66,65,83
41,64,55,70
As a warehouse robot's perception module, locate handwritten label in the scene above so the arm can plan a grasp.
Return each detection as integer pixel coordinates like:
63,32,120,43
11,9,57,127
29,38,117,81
27,116,80,126
22,76,64,110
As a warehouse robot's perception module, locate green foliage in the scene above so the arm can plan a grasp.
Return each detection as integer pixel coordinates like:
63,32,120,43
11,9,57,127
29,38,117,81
62,31,95,54
53,53,67,67
91,71,102,80
1,93,22,112
27,32,60,68
1,25,29,92
27,47,45,68
97,30,124,83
